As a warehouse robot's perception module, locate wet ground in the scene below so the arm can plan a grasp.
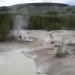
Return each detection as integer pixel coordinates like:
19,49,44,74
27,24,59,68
0,42,47,75
0,30,75,75
0,30,47,75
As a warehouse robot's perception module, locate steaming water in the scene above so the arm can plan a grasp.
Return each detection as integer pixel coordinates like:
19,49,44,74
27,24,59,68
14,15,28,30
9,15,33,42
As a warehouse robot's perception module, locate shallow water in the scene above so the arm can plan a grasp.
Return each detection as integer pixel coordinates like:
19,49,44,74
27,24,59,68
0,41,46,75
0,50,36,75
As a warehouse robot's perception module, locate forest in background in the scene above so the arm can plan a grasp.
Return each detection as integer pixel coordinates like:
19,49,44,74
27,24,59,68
29,15,75,30
0,12,75,41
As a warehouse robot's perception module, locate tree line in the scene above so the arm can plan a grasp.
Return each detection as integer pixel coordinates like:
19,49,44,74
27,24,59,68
29,15,75,30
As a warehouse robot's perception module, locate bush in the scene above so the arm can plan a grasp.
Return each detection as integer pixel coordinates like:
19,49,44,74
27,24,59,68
65,16,75,29
0,13,13,41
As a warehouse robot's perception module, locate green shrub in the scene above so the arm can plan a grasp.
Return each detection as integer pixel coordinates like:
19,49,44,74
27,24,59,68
0,13,13,41
65,16,75,29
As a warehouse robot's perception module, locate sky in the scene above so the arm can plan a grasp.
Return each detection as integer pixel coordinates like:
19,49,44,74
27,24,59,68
0,0,75,6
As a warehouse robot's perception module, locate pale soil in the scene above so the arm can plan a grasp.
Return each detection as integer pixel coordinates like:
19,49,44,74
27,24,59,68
0,30,48,75
0,42,46,75
0,30,75,75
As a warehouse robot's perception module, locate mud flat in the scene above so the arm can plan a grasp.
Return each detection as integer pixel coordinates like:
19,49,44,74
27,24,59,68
23,30,75,75
0,42,46,75
0,30,75,75
0,30,47,75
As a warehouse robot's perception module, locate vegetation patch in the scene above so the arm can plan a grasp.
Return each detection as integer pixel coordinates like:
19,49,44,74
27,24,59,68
0,13,13,41
29,15,75,30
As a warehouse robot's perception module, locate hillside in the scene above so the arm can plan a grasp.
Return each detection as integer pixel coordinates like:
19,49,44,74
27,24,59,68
0,3,71,15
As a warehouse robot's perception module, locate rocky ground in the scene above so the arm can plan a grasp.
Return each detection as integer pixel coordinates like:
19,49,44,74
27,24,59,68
0,30,75,75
